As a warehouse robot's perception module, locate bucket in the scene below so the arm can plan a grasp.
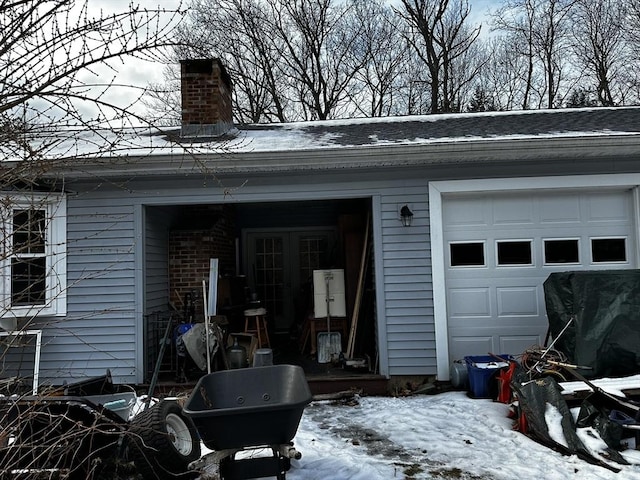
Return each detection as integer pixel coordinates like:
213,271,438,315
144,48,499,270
464,355,511,398
227,337,248,369
253,348,273,367
450,360,469,390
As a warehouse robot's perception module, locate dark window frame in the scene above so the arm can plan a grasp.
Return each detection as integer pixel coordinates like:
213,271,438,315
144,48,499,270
544,238,580,265
496,239,533,266
449,241,486,267
591,237,627,264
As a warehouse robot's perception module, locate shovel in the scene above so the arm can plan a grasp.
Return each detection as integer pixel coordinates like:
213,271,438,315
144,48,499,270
317,272,342,364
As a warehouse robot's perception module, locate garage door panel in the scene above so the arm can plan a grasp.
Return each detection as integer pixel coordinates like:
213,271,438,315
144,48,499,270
450,319,545,335
587,193,631,223
496,286,539,317
449,336,494,361
448,288,491,317
499,335,543,355
493,197,534,225
539,195,581,224
450,329,545,361
443,199,488,228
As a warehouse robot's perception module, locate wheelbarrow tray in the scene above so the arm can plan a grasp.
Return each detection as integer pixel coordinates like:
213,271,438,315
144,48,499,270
183,364,312,451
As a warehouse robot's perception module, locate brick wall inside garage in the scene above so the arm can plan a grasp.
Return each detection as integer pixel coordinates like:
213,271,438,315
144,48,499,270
168,205,236,318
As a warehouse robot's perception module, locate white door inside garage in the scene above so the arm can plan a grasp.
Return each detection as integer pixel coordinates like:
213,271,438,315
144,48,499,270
444,189,636,362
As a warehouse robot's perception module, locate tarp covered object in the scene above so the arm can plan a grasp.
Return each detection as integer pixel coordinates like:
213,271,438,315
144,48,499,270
511,376,623,472
544,270,640,379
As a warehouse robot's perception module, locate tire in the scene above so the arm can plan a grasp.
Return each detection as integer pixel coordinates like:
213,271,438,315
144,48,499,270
128,399,201,480
1,401,121,479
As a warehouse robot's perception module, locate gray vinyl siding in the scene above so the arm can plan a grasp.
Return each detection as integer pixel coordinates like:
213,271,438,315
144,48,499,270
37,196,139,384
379,186,435,376
33,174,435,384
144,207,170,313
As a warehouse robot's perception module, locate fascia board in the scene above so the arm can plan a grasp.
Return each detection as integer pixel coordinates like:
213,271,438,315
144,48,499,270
33,134,640,179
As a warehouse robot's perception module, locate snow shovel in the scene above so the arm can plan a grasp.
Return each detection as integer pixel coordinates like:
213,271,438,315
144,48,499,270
317,273,341,364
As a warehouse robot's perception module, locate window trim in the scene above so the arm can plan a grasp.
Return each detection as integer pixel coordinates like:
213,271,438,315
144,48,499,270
495,239,534,267
590,236,629,265
448,240,486,268
543,237,580,266
1,194,67,320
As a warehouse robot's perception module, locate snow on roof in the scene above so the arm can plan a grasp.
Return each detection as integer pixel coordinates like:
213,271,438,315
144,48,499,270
190,106,640,154
4,106,640,162
3,106,640,181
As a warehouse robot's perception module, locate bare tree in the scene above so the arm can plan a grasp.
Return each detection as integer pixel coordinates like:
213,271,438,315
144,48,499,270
266,0,367,120
474,34,532,110
2,0,182,186
569,0,627,106
397,0,481,113
169,0,367,122
620,0,640,102
345,0,409,117
141,66,182,126
492,0,541,108
492,0,574,109
399,56,434,114
625,0,640,51
536,0,574,107
1,0,184,474
173,0,291,123
0,0,183,339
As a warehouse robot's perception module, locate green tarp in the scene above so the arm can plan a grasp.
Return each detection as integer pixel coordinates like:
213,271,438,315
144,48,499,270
544,270,640,379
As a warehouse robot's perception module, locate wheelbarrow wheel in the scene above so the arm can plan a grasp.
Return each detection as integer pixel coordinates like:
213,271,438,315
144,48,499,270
129,399,201,479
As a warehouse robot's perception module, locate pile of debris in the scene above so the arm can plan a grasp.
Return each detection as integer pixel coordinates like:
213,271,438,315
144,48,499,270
459,270,640,472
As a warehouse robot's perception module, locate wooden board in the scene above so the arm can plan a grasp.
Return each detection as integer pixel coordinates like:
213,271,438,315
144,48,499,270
347,211,370,358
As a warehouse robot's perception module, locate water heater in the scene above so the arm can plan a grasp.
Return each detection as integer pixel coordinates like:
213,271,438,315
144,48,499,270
313,269,346,318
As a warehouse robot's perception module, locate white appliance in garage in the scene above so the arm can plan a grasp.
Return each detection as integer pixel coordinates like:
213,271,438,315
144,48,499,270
313,269,346,319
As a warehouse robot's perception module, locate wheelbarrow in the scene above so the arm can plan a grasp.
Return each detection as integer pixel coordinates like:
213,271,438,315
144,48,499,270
183,364,312,480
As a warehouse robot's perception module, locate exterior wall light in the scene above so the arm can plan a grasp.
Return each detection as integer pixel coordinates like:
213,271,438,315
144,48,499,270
400,205,413,227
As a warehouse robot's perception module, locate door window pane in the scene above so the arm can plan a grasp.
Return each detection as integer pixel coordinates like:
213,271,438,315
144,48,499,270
544,239,579,264
254,237,284,316
497,240,532,265
450,242,485,267
299,235,328,283
592,238,626,263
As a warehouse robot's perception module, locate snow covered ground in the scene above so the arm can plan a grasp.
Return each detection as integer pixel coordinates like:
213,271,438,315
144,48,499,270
127,374,640,479
248,392,640,480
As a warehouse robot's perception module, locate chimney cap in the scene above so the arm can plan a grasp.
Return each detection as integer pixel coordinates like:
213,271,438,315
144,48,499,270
180,58,232,88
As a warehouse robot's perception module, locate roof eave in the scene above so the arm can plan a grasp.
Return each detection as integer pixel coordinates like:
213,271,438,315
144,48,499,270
37,134,640,180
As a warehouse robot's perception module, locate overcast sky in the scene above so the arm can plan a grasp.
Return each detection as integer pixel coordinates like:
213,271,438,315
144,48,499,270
82,0,498,123
79,0,183,122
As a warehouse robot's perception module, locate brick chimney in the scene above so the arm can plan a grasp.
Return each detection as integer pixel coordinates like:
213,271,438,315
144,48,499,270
180,58,233,137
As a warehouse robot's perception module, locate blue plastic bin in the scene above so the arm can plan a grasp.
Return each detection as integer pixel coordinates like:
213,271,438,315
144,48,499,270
464,355,512,398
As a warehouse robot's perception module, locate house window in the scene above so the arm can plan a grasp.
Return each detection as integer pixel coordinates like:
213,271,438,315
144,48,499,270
497,240,533,266
544,239,579,264
591,237,627,263
11,209,47,305
1,195,67,318
450,242,485,267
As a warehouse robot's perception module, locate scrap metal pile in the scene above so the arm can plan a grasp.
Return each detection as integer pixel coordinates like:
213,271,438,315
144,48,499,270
470,271,640,473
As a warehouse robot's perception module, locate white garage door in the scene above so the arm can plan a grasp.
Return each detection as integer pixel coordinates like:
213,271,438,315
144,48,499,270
444,189,636,362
